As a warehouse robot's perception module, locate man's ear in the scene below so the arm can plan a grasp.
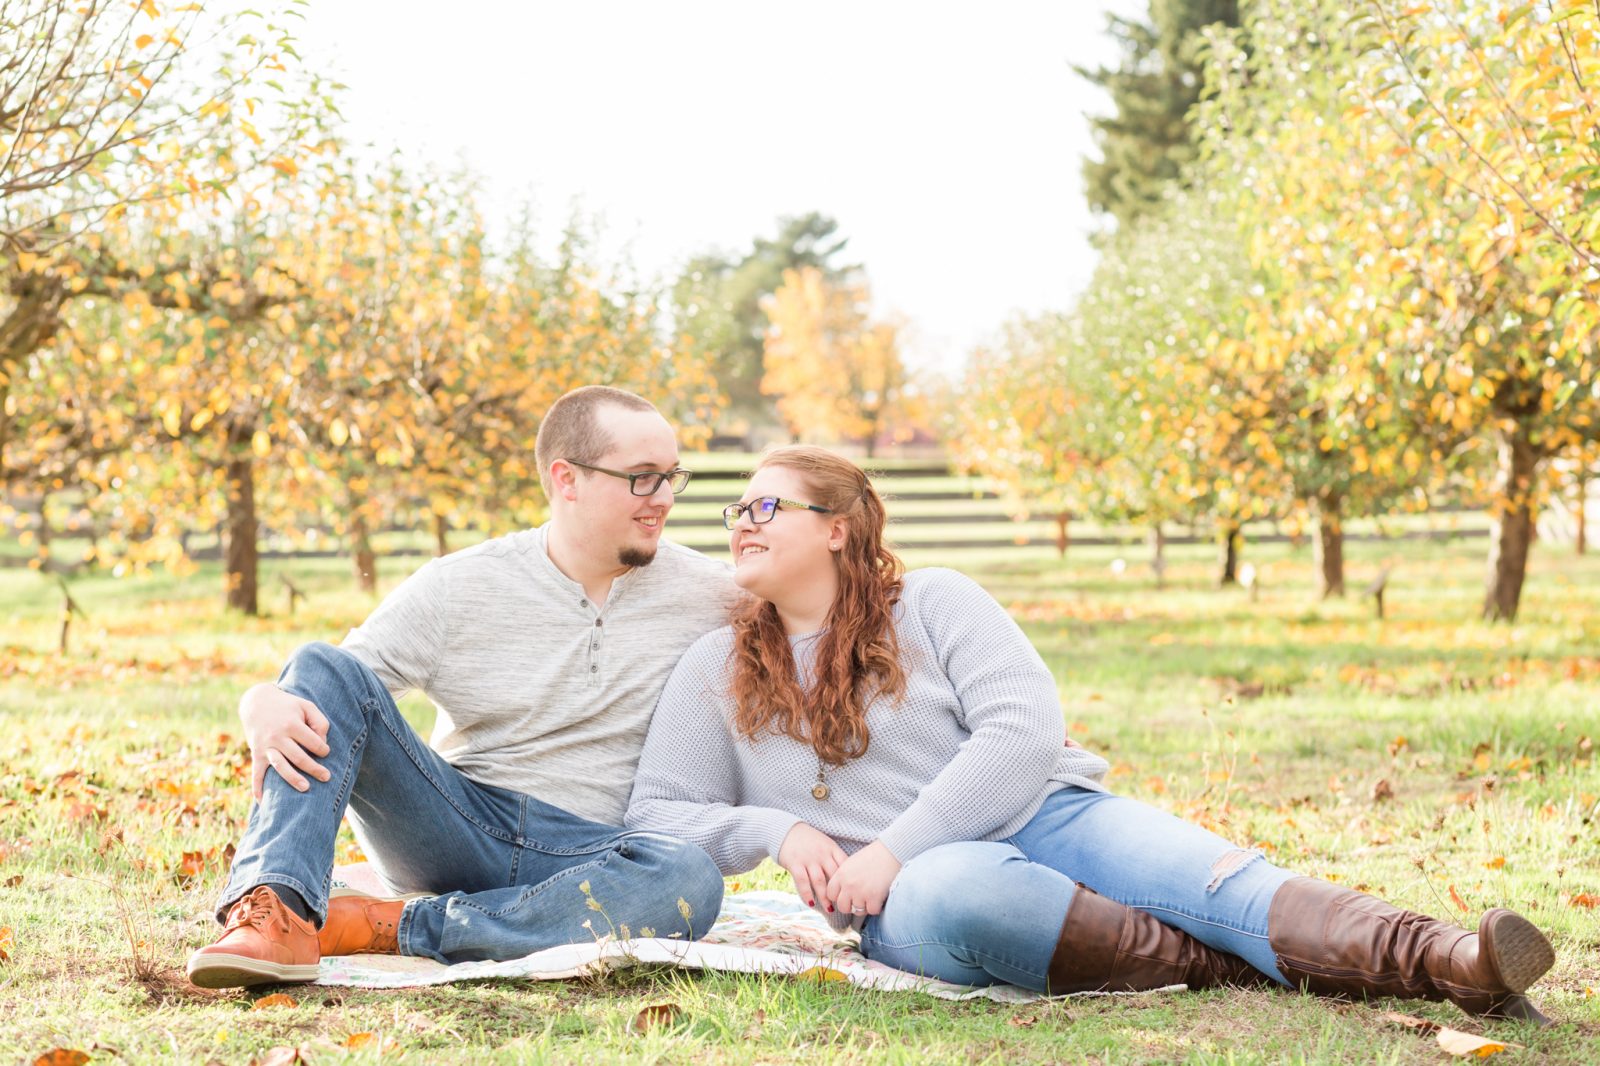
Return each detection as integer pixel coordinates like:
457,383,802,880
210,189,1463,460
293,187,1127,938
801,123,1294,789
550,460,581,503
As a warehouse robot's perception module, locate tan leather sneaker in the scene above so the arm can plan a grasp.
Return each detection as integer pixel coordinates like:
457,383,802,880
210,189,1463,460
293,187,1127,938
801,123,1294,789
187,885,321,988
319,894,406,956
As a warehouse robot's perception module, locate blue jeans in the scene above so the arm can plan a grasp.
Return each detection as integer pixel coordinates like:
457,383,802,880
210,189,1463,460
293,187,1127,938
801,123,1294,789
859,786,1296,991
217,643,724,963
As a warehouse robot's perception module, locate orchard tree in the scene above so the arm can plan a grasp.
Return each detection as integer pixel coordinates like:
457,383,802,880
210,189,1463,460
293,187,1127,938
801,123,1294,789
761,266,908,456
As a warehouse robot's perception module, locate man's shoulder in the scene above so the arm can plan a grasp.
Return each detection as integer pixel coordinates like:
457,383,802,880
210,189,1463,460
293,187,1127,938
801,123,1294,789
429,528,545,577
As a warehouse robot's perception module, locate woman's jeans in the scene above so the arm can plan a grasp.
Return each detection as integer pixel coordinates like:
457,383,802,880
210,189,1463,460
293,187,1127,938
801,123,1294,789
859,786,1297,992
216,642,725,964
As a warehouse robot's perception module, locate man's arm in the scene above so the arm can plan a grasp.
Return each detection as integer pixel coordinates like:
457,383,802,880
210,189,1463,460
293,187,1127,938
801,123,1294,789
244,560,449,798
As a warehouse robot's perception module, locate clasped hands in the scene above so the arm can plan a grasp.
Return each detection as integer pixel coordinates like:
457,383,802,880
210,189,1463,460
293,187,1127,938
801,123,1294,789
777,822,900,919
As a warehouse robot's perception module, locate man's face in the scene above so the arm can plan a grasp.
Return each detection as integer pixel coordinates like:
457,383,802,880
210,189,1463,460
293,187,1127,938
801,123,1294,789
561,406,681,568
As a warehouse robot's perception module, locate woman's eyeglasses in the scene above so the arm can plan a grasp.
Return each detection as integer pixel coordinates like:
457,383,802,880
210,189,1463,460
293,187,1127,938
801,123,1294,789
722,496,833,530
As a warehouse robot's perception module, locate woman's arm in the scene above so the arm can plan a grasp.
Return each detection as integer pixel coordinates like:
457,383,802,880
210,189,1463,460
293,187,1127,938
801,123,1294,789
625,639,805,876
875,569,1066,863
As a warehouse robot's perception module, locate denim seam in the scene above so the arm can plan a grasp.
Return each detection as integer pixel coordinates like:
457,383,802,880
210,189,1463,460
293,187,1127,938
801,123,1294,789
371,706,521,846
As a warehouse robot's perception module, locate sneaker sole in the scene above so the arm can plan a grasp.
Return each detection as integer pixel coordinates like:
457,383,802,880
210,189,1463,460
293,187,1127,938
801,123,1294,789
186,952,321,989
1481,909,1555,993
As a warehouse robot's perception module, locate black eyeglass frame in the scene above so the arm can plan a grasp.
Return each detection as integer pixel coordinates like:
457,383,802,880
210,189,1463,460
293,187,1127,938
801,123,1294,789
564,459,693,496
722,495,834,530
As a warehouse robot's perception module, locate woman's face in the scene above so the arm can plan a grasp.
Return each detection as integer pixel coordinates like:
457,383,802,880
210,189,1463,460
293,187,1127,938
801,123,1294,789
727,465,842,600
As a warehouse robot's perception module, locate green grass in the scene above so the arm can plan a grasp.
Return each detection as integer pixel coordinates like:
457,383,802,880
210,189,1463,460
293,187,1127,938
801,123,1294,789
1,536,1597,1064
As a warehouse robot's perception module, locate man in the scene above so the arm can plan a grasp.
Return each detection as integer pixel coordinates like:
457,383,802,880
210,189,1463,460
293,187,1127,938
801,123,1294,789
187,386,739,988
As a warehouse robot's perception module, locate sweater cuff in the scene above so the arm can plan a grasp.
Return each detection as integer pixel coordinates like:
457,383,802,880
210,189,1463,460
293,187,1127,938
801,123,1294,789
876,802,950,865
757,809,806,863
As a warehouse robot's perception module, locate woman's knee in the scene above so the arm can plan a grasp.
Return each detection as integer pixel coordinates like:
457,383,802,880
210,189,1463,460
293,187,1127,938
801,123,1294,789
886,841,1020,931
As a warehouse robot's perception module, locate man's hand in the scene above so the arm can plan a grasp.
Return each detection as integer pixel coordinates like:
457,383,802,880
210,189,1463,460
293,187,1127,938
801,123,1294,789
239,682,332,800
776,822,848,912
824,840,901,919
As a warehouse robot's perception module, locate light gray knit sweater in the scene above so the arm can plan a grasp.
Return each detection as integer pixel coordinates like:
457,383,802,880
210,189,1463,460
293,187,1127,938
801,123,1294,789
625,567,1110,874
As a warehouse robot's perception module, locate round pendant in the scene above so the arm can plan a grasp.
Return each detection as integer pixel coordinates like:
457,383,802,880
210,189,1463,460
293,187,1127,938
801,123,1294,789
811,782,830,801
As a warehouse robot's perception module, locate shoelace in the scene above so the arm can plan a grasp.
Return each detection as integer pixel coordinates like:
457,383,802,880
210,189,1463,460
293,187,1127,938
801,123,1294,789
226,888,286,933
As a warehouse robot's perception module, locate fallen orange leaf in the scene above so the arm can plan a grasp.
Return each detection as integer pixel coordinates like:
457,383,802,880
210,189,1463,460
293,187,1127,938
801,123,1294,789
344,1031,381,1050
32,1052,90,1066
251,993,298,1010
795,965,849,983
1483,857,1505,870
0,925,13,962
1448,884,1469,912
628,1003,682,1034
1566,892,1598,908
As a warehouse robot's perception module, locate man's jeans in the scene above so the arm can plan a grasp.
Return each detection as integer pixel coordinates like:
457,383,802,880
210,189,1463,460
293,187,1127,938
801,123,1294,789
859,786,1296,992
217,642,725,963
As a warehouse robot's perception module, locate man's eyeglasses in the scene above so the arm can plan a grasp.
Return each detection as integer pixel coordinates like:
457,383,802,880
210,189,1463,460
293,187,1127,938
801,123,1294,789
565,460,693,496
722,496,833,530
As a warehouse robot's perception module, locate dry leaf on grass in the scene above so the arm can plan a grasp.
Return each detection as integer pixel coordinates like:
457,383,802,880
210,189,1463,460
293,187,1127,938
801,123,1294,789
1007,1011,1040,1028
343,1032,388,1052
33,1051,90,1066
1382,1011,1522,1058
1562,891,1598,908
251,993,298,1010
629,1003,682,1034
794,965,848,983
251,1047,311,1066
3,874,21,888
741,1009,765,1040
1435,1027,1519,1057
0,925,12,962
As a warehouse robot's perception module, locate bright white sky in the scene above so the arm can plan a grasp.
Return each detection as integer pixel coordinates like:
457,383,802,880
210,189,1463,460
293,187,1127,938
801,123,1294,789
286,1,1143,374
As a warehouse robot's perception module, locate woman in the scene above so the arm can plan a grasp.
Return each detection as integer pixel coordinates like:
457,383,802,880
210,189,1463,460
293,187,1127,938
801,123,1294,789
626,446,1554,1021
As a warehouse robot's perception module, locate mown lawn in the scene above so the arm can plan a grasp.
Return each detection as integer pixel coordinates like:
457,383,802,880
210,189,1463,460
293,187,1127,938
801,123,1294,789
0,533,1596,1064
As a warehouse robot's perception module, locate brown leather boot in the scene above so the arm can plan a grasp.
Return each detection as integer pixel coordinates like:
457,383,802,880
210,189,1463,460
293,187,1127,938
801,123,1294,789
1267,877,1555,1025
187,885,321,988
318,894,406,956
1046,884,1266,994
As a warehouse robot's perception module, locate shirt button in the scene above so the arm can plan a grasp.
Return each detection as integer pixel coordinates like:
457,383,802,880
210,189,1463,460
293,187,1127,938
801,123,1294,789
590,665,598,673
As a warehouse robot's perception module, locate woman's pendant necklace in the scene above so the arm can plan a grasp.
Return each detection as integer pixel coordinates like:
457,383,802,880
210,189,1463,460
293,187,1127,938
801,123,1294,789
812,759,830,801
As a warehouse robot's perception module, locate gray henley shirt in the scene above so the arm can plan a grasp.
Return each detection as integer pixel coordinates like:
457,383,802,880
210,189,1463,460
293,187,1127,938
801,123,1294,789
340,525,739,825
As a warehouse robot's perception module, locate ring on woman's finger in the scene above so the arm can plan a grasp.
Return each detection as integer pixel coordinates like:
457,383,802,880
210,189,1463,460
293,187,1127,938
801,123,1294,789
850,905,865,914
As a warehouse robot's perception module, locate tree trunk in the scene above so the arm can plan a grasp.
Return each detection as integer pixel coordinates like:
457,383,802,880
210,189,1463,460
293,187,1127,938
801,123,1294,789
1149,522,1167,588
1053,512,1070,558
1482,421,1541,622
1314,490,1346,599
351,512,377,593
0,276,69,476
1577,469,1588,557
1216,520,1243,586
434,513,450,557
223,421,259,615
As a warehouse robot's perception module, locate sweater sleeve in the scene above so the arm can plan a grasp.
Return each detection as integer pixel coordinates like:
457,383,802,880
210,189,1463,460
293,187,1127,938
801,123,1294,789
875,569,1065,863
625,637,802,875
339,559,448,700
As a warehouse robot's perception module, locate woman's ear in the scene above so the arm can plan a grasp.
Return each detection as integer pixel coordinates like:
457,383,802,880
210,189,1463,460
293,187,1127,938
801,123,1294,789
828,516,848,553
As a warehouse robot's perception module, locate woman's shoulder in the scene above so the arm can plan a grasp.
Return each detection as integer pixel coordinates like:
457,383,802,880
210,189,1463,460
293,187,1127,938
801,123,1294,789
901,566,989,606
676,624,738,673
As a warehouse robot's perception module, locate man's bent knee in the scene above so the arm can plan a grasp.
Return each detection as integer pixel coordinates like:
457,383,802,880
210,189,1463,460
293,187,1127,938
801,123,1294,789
627,834,724,938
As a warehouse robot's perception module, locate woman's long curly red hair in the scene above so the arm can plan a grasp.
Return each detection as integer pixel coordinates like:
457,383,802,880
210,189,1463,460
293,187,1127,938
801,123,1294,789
729,446,906,766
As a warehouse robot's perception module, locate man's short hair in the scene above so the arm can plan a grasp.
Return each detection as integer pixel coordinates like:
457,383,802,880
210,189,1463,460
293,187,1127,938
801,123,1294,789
535,386,659,496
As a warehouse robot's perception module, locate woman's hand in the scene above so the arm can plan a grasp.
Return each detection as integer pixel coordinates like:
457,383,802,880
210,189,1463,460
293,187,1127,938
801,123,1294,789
777,822,848,911
825,840,901,919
